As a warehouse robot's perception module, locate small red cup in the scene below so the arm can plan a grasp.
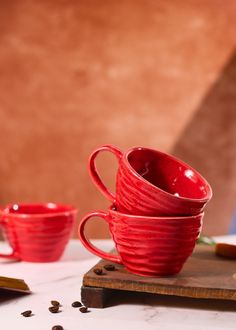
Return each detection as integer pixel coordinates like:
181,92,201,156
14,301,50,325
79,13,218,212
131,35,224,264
79,206,203,277
0,203,77,262
89,145,212,216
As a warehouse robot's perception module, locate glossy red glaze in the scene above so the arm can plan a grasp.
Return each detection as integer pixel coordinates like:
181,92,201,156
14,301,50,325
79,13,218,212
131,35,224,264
0,203,77,262
89,145,212,216
79,206,203,276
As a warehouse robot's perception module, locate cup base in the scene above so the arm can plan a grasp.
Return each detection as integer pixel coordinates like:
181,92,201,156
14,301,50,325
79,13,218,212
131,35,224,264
20,256,62,263
124,265,183,277
18,250,66,263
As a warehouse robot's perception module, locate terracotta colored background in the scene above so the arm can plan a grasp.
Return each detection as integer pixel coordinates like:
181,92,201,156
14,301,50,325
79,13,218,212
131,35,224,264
0,0,236,238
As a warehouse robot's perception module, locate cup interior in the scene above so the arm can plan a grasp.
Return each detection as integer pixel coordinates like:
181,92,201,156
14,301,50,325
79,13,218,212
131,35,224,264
3,203,76,216
127,148,212,201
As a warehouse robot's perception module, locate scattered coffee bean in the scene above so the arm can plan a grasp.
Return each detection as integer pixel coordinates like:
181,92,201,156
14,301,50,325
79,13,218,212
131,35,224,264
51,300,60,307
52,325,64,330
49,306,60,313
21,310,32,317
104,264,115,271
72,301,82,308
93,268,103,275
79,306,89,313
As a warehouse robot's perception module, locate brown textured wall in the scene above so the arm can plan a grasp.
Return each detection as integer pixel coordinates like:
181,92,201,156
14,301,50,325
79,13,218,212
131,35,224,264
172,53,236,235
0,0,236,238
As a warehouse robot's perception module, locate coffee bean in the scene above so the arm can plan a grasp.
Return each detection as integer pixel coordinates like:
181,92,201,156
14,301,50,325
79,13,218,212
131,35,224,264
21,310,32,317
51,300,60,307
49,306,60,313
79,306,89,313
72,301,82,308
93,268,103,275
104,264,115,271
52,326,64,330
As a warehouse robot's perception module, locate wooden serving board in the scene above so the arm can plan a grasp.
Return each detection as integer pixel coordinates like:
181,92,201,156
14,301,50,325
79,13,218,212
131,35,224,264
81,245,236,308
0,276,30,293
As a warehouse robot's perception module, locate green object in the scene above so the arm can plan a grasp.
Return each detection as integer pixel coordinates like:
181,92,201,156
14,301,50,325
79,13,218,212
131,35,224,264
197,236,216,246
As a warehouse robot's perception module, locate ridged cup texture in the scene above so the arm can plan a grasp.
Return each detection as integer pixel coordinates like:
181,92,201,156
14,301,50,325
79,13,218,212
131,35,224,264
78,207,203,277
89,145,212,217
108,209,203,276
0,204,77,262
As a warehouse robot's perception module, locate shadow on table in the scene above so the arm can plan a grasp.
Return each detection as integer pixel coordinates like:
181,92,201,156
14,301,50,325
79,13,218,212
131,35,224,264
109,290,236,312
0,289,30,305
0,259,20,264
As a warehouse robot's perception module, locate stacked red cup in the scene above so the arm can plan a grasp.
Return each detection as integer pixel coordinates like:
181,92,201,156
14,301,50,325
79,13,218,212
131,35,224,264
79,145,212,277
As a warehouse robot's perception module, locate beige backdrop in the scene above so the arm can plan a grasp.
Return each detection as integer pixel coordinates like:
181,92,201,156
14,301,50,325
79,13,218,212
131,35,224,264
0,0,236,238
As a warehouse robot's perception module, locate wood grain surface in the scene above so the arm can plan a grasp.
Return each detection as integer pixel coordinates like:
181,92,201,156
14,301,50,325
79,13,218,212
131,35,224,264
83,245,236,301
0,276,30,293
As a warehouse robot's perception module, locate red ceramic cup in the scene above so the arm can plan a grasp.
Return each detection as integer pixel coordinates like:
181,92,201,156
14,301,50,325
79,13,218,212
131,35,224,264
0,203,77,262
89,145,212,216
79,206,203,276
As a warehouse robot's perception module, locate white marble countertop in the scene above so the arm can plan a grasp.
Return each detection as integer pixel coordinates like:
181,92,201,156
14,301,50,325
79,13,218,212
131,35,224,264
0,236,236,330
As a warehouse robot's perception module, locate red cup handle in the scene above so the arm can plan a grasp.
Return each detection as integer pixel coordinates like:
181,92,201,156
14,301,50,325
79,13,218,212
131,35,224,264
78,211,122,264
0,215,19,260
88,145,123,202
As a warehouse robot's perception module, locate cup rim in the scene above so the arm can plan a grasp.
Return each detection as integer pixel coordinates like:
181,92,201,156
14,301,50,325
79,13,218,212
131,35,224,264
0,203,78,218
109,205,204,220
123,146,213,203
